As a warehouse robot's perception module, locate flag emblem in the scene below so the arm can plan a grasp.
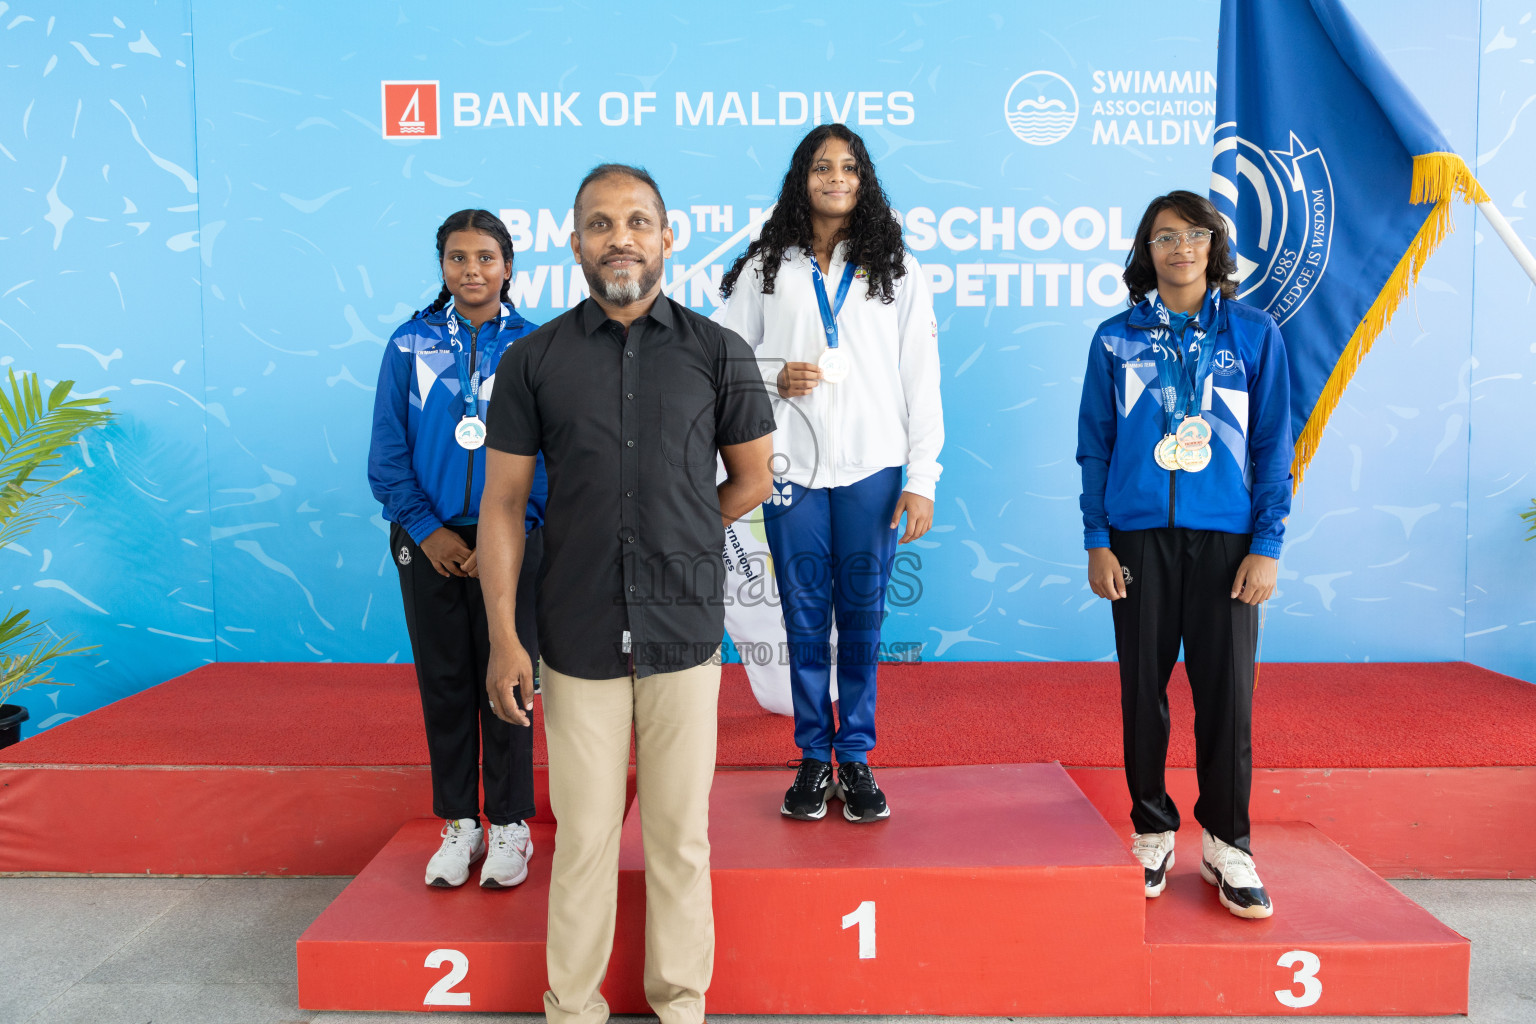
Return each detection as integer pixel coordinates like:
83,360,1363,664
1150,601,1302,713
381,80,440,140
1210,125,1334,326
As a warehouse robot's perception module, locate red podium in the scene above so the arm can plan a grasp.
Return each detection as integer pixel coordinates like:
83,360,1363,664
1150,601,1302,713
298,763,1467,1015
297,820,556,1012
607,764,1145,1015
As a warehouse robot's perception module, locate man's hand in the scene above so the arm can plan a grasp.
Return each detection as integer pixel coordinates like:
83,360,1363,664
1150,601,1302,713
487,641,536,727
777,361,822,398
1088,547,1127,600
462,550,479,579
420,527,472,578
1231,553,1277,605
890,492,934,543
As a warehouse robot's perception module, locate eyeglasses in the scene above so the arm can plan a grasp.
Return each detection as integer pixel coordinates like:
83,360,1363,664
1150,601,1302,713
1149,229,1213,251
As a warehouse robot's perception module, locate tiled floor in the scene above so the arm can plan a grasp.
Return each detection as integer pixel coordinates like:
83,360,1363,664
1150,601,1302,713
2,875,1532,1023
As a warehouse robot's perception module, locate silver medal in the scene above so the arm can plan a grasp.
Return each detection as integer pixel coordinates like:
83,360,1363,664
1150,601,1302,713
818,347,851,384
1153,434,1182,471
454,416,487,450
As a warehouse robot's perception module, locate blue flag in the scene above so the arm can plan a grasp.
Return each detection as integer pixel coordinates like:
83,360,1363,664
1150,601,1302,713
1210,0,1486,486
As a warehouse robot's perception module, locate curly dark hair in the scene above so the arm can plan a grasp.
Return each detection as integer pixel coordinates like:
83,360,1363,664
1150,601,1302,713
720,123,906,304
423,208,516,316
1121,190,1237,306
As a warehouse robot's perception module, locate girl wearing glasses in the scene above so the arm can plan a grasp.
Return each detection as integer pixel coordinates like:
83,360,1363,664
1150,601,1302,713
1075,190,1292,919
720,124,943,824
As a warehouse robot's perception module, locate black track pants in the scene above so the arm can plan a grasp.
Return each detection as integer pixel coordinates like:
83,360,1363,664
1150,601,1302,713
391,522,543,826
1109,527,1257,854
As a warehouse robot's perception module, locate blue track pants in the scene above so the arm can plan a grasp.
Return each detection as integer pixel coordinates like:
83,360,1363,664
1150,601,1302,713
763,467,902,763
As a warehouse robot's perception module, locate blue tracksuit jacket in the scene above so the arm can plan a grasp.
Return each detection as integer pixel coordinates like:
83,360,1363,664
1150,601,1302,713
1076,288,1292,558
369,302,546,542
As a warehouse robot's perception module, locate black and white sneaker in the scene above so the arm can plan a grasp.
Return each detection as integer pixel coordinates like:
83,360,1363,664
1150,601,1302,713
1130,830,1176,897
781,758,835,820
836,761,890,823
1200,829,1274,919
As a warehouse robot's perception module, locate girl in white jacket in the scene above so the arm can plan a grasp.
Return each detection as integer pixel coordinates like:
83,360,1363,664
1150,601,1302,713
721,123,943,823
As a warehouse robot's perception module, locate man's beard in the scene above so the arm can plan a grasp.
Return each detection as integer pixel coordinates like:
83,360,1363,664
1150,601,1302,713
582,254,662,305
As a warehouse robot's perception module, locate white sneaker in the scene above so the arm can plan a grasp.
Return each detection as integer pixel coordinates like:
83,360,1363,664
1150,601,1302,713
1130,830,1177,897
1200,829,1274,919
425,818,484,888
480,822,534,889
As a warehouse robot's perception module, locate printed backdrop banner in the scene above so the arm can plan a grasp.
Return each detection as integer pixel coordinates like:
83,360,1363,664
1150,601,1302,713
2,1,1532,736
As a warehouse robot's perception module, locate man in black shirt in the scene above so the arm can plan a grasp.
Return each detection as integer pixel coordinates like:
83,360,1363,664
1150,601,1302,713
478,164,774,1024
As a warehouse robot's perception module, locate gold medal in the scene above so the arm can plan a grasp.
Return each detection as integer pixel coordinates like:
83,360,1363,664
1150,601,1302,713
1175,443,1211,472
1176,415,1212,450
1153,434,1181,471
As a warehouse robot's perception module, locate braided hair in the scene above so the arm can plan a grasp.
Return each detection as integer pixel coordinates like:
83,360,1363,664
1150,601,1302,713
720,123,907,305
422,208,516,317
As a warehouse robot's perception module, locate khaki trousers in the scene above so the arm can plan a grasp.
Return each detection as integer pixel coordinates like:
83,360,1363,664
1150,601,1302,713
540,655,720,1024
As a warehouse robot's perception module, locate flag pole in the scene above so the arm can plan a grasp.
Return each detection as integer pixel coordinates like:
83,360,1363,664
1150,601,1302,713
1475,200,1536,286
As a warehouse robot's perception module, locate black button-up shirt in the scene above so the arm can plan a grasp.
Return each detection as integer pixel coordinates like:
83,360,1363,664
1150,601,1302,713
486,296,774,678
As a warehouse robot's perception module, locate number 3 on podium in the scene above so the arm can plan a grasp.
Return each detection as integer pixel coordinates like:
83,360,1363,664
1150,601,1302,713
425,948,470,1006
1275,949,1322,1009
842,900,876,959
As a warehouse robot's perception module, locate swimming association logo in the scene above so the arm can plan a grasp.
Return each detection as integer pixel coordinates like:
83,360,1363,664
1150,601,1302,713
381,80,440,139
1003,71,1079,146
1212,350,1239,376
1209,122,1333,326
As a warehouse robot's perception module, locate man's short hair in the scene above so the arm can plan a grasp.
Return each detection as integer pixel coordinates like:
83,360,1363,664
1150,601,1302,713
573,163,667,224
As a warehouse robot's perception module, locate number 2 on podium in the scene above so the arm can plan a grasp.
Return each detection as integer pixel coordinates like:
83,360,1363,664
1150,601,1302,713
842,900,876,959
424,948,470,1006
1275,950,1322,1009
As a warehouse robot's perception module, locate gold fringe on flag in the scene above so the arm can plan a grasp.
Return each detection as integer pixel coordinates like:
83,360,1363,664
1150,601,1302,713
1290,152,1489,490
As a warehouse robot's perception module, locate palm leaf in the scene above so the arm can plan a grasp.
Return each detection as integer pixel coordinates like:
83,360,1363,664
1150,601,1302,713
0,607,35,649
0,606,85,704
0,369,112,492
0,634,87,704
0,483,78,550
0,607,86,706
0,370,112,704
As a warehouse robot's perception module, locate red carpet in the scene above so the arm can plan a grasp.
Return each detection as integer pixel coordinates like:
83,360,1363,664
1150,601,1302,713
6,660,1534,769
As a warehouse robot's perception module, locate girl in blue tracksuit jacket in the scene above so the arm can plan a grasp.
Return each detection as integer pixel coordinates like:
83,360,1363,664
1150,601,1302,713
1077,190,1291,922
368,208,547,891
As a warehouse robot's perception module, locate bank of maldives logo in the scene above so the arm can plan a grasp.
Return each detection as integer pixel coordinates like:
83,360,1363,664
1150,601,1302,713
382,80,439,139
1209,122,1333,326
1003,71,1078,146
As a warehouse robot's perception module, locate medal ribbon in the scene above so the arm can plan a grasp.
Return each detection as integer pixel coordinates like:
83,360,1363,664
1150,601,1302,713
444,299,509,420
810,257,858,349
1148,299,1216,434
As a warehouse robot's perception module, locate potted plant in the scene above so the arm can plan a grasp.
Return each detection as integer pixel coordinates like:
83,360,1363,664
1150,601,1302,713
0,369,112,749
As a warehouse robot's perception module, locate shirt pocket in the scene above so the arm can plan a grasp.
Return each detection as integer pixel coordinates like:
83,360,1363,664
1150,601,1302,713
660,390,717,467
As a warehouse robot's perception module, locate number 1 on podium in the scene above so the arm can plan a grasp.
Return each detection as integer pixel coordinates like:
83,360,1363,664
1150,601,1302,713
842,900,876,959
